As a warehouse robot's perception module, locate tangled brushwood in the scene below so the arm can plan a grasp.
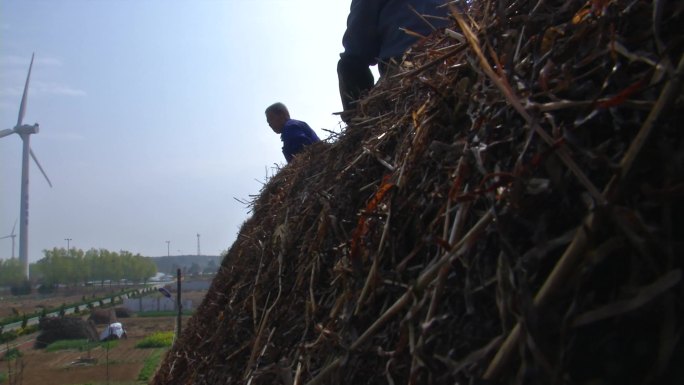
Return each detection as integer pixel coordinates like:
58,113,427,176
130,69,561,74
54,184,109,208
153,1,684,384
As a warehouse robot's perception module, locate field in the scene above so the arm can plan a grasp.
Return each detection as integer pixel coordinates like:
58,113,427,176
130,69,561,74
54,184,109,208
2,315,185,385
1,285,209,385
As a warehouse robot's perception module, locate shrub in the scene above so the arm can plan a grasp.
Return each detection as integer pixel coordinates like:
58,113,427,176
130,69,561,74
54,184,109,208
0,330,18,344
17,325,38,336
1,348,21,361
10,280,31,295
37,284,54,294
136,331,174,348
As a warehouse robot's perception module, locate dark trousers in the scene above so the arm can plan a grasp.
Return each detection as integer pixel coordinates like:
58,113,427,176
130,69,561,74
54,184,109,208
337,55,374,122
337,55,399,123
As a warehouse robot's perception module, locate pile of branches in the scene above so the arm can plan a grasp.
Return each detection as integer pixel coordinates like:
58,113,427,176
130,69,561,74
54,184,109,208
34,316,99,348
154,1,683,384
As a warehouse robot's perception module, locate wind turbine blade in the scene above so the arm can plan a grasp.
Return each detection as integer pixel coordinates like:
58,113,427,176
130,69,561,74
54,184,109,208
0,128,15,138
12,219,17,236
30,148,53,188
17,53,35,127
0,235,12,240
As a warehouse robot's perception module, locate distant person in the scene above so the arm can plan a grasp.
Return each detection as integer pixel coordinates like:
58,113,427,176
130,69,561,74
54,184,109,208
338,0,449,122
265,102,321,163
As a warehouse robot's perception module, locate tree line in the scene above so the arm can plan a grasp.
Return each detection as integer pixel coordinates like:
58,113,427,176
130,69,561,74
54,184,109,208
0,247,157,288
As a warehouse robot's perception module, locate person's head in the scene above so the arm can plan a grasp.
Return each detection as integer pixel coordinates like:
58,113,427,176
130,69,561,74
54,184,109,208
265,102,291,134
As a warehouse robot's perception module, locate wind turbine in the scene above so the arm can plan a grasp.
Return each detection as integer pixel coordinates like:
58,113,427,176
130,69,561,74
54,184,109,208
0,53,53,279
0,220,18,259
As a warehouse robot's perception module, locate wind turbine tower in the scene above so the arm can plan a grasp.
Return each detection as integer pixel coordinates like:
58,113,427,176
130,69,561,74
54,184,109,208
0,54,53,279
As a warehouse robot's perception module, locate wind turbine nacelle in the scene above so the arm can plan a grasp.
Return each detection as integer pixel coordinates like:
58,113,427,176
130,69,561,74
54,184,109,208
15,124,39,135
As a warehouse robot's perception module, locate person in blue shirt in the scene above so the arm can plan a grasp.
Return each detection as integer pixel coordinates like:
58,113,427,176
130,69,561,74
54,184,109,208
265,102,321,163
338,0,449,122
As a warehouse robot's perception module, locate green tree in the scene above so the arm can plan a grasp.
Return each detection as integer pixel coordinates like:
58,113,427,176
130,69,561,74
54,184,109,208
204,259,219,274
121,252,156,283
0,258,24,287
36,248,61,288
86,248,107,286
37,247,84,287
188,262,201,276
108,251,124,286
71,248,90,285
33,247,157,288
142,258,156,283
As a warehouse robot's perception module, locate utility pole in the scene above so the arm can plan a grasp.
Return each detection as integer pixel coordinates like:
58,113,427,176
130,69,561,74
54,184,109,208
196,233,200,256
176,268,182,340
65,238,72,256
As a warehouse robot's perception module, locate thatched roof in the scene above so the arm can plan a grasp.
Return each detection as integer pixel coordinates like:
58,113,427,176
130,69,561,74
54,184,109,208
153,1,683,384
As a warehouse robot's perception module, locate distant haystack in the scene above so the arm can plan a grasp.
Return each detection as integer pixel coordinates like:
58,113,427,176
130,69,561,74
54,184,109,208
35,316,99,348
88,309,117,324
114,306,132,318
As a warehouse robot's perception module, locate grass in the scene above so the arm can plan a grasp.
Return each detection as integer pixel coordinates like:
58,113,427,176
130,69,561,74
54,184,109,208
0,371,5,384
137,348,166,381
135,331,174,348
44,339,118,352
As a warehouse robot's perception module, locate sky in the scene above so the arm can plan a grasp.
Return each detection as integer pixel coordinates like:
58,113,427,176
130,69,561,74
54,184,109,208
1,0,359,261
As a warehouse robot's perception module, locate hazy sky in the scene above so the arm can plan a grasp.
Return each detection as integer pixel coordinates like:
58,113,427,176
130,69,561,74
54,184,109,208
1,0,356,261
